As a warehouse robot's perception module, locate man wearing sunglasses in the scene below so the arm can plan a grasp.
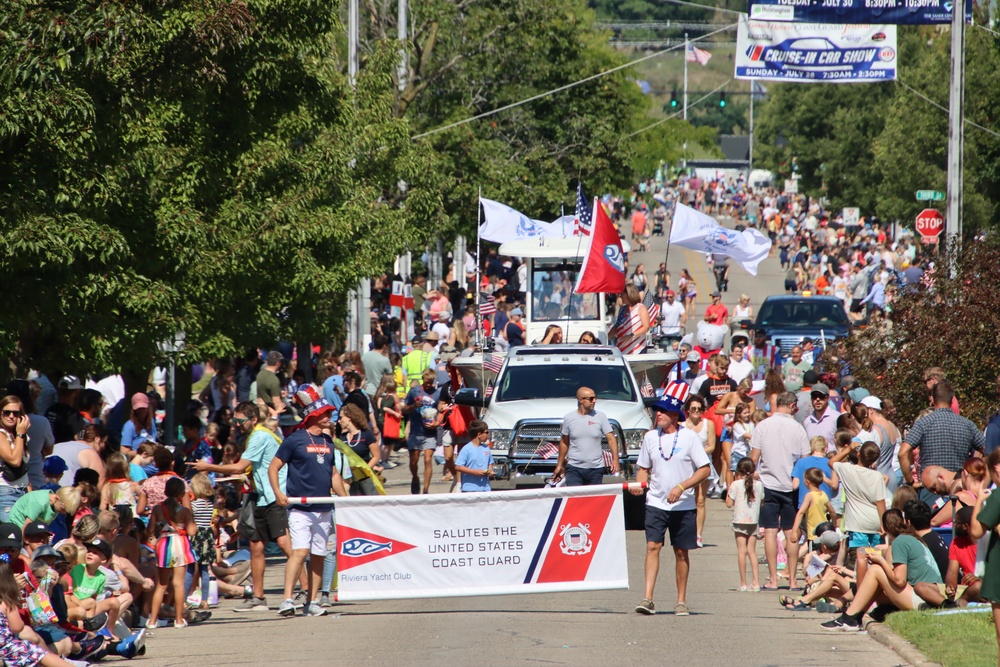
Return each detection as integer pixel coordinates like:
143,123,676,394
554,387,619,486
630,382,710,616
191,401,292,612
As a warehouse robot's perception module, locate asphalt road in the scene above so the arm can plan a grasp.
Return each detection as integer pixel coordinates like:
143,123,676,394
135,216,904,666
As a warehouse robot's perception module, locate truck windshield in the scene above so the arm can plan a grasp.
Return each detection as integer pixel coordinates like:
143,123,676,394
532,263,599,321
757,300,850,327
496,364,636,402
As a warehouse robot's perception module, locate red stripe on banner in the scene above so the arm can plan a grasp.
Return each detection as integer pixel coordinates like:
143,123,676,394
534,494,616,584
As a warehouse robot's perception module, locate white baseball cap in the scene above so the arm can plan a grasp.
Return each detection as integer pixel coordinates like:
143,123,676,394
860,396,882,411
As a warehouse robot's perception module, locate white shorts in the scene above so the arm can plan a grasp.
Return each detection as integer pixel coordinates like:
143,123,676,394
288,509,333,556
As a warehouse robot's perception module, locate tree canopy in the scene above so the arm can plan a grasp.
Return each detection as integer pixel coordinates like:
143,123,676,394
0,0,440,377
753,25,1000,229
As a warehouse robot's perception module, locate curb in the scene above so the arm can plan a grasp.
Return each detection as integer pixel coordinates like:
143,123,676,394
865,621,943,667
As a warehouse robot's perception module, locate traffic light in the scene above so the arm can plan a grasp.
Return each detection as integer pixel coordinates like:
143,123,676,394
670,89,678,108
719,91,727,108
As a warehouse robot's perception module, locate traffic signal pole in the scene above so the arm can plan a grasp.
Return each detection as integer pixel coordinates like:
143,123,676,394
682,33,688,169
683,32,689,120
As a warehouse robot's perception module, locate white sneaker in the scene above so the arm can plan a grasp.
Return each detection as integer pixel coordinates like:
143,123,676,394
304,602,327,617
277,598,296,617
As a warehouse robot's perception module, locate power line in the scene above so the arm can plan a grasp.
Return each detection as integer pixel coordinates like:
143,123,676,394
973,22,1000,37
622,79,732,139
896,78,1000,139
411,22,737,140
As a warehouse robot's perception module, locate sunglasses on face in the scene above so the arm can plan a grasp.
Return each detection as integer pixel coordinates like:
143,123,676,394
688,406,704,413
1,410,21,418
232,417,251,425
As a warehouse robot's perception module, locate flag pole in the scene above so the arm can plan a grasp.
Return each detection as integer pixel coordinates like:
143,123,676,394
477,187,483,348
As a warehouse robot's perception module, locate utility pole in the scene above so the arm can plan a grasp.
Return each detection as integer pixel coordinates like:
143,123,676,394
346,0,369,350
748,80,754,177
945,0,965,246
348,0,359,85
397,0,407,91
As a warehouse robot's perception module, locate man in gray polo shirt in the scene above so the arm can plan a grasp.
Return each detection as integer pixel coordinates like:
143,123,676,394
750,391,810,590
554,386,619,486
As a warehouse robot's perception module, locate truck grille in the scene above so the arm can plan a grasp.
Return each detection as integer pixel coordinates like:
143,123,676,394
510,420,621,460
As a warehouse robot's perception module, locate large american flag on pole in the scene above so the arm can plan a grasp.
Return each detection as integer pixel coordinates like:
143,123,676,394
574,182,593,236
687,45,712,66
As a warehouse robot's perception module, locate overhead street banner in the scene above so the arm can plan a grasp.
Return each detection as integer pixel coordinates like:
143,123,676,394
747,0,971,25
736,16,897,83
334,485,629,600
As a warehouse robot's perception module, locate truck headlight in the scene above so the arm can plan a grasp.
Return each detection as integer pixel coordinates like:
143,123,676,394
624,429,646,450
490,429,511,450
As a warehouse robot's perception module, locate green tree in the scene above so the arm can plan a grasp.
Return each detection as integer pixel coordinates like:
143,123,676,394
842,239,1000,428
689,99,749,135
873,27,1000,232
754,81,893,213
366,0,661,230
0,1,441,380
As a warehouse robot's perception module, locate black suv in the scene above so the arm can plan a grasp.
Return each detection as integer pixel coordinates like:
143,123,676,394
753,295,851,358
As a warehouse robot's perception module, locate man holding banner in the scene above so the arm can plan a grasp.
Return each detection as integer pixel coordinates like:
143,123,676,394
631,382,711,616
269,385,350,618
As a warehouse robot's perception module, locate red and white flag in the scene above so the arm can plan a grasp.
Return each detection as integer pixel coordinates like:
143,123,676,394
575,198,625,295
687,45,712,66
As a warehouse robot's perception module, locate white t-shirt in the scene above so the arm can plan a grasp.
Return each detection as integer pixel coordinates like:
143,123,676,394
728,358,753,384
637,427,711,511
833,461,887,534
659,301,686,335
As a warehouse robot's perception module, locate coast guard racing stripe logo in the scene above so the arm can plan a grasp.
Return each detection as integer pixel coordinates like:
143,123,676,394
338,526,417,570
523,494,615,584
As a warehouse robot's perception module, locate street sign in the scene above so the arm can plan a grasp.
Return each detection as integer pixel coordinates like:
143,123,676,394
916,190,945,202
842,207,860,227
915,208,945,238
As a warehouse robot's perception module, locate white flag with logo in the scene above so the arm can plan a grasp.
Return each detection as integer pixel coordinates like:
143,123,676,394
670,203,771,275
479,197,566,243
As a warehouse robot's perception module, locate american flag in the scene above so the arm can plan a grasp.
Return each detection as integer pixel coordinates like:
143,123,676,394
535,441,558,459
639,374,655,398
480,293,496,317
483,352,503,374
687,45,712,66
643,288,659,325
610,290,658,355
574,182,592,237
603,448,616,469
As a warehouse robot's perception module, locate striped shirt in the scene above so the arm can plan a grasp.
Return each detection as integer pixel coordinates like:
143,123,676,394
903,407,985,474
192,498,214,530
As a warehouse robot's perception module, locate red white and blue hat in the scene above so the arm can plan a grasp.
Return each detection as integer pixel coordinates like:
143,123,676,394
294,384,333,424
651,381,690,419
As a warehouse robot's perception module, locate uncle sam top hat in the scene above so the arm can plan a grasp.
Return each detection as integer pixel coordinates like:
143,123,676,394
294,384,334,425
651,381,690,421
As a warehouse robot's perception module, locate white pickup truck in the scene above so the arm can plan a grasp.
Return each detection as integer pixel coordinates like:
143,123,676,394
453,344,677,485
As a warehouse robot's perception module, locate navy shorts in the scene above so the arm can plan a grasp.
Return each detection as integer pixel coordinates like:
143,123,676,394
565,465,604,487
644,507,698,550
759,487,797,530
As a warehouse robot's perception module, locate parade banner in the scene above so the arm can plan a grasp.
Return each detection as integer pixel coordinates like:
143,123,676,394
736,16,897,83
747,0,970,25
332,484,629,600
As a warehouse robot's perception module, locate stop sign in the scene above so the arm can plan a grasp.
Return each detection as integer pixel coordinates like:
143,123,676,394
915,208,944,238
